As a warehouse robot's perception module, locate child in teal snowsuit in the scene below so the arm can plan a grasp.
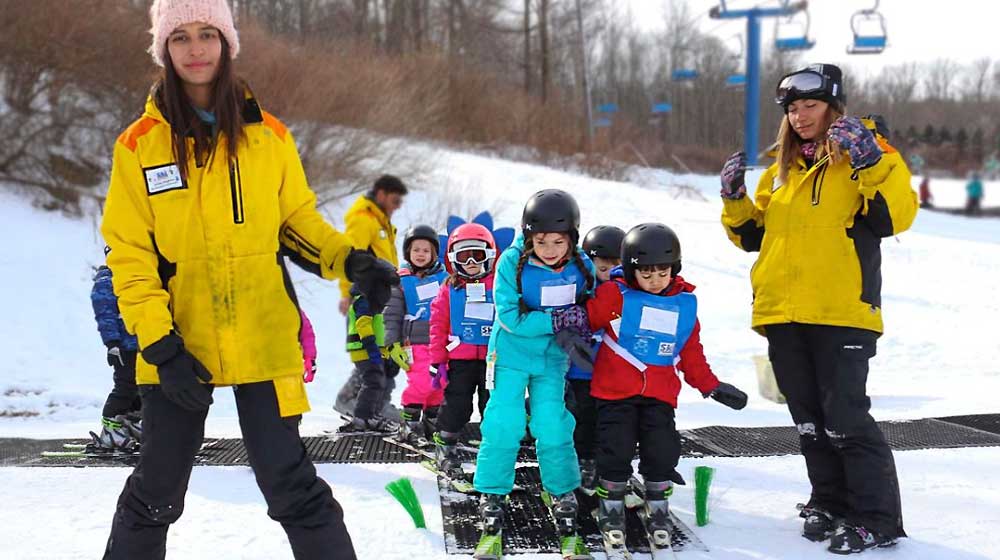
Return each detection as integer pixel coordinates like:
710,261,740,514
474,189,597,532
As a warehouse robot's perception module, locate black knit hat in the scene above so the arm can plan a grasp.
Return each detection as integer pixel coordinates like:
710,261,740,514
776,63,846,113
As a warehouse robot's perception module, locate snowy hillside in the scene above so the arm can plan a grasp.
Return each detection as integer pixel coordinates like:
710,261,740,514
1,144,999,559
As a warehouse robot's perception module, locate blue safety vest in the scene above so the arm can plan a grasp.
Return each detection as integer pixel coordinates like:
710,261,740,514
400,269,448,321
611,283,697,367
450,282,495,345
519,261,589,311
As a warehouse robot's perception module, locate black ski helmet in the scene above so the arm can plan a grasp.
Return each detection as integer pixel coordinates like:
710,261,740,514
402,224,440,263
582,225,626,260
621,223,682,285
521,189,581,242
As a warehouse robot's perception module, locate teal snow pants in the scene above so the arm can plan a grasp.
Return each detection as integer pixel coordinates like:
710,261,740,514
473,364,581,496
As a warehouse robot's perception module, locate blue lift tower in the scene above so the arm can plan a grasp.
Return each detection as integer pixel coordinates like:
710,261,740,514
709,1,809,166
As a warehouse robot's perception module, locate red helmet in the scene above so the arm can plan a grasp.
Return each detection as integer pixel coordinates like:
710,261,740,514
446,223,497,279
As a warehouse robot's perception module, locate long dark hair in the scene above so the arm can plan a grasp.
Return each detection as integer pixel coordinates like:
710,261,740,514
154,35,246,180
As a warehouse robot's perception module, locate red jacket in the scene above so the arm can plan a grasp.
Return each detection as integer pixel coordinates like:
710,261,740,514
585,275,720,407
428,275,494,364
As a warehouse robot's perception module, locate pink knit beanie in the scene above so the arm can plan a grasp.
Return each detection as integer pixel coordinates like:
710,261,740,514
148,0,240,67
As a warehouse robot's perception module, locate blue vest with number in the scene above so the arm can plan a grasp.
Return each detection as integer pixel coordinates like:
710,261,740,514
614,282,697,367
450,282,495,345
401,269,448,321
520,261,589,311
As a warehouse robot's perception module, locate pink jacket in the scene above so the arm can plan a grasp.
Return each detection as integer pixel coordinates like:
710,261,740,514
300,310,317,382
429,275,494,364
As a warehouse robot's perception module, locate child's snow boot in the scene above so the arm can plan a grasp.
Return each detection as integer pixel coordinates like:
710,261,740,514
422,406,440,437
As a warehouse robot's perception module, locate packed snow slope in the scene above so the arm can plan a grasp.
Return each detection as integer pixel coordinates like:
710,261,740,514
1,143,998,559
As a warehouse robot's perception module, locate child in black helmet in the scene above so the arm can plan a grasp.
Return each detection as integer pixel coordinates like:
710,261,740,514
584,223,747,551
567,225,626,492
382,224,449,443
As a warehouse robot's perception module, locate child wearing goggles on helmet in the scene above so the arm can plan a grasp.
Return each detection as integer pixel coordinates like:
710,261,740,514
427,223,498,477
472,189,597,542
584,223,747,550
382,224,450,445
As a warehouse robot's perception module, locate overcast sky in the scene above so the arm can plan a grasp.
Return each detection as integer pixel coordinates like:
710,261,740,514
626,0,994,80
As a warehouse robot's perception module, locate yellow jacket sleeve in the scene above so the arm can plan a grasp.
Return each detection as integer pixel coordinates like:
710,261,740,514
276,129,353,282
721,165,774,252
337,207,380,299
100,141,174,350
856,149,918,236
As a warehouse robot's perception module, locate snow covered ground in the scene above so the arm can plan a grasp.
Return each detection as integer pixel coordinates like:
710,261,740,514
1,145,998,559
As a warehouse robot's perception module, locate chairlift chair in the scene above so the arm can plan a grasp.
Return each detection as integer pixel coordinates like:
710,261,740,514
847,0,887,54
774,8,815,51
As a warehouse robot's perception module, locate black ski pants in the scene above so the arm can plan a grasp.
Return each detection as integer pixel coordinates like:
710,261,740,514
766,322,904,537
354,358,388,420
595,396,683,484
436,359,489,434
102,349,141,418
566,379,598,460
104,381,356,560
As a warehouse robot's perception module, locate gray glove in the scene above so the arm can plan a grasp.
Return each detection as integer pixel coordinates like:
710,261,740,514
555,330,597,373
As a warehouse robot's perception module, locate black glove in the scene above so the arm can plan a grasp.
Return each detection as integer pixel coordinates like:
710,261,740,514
555,330,597,373
707,381,748,410
345,250,399,310
142,333,214,411
106,343,125,368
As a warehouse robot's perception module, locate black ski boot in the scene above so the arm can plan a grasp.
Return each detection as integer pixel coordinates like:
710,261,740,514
398,405,426,444
579,458,598,495
643,480,673,547
799,504,841,542
549,491,579,535
434,430,463,476
480,493,505,534
336,414,398,434
597,479,629,542
422,406,440,438
828,524,897,554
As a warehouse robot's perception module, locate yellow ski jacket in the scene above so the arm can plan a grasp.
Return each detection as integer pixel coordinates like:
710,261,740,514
101,93,353,415
338,194,398,299
722,137,918,335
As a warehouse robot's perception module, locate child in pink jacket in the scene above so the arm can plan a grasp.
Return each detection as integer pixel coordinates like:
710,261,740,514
429,223,498,476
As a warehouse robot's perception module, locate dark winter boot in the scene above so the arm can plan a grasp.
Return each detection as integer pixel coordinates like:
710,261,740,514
549,491,579,535
597,479,629,537
398,405,426,444
578,458,598,495
799,505,841,542
643,480,673,547
422,406,440,437
479,493,505,534
434,431,463,476
828,524,898,555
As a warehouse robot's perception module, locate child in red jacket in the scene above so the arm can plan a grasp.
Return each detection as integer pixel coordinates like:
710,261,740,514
428,223,498,475
586,223,748,549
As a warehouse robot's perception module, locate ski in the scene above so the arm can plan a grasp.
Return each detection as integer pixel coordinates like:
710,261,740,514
637,507,677,559
41,449,138,459
421,459,477,493
541,491,593,559
473,529,503,559
596,522,632,560
381,435,435,460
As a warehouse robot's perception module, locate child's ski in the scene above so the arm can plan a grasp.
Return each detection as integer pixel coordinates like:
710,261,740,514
541,491,593,559
596,522,632,560
382,435,435,461
473,529,503,559
420,460,477,493
637,507,677,559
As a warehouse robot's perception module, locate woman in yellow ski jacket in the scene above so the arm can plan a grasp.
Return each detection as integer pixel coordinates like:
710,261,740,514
718,64,916,553
100,1,394,558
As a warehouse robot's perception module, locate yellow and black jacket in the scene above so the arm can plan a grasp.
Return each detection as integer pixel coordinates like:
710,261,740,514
338,195,398,300
101,93,353,415
722,132,918,335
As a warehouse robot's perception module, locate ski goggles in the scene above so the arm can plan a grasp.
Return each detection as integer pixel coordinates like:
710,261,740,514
449,247,496,266
775,70,836,106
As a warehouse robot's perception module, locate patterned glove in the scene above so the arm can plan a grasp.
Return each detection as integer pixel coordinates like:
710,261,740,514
551,305,591,337
386,342,411,372
720,151,748,200
430,363,448,389
827,116,882,171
